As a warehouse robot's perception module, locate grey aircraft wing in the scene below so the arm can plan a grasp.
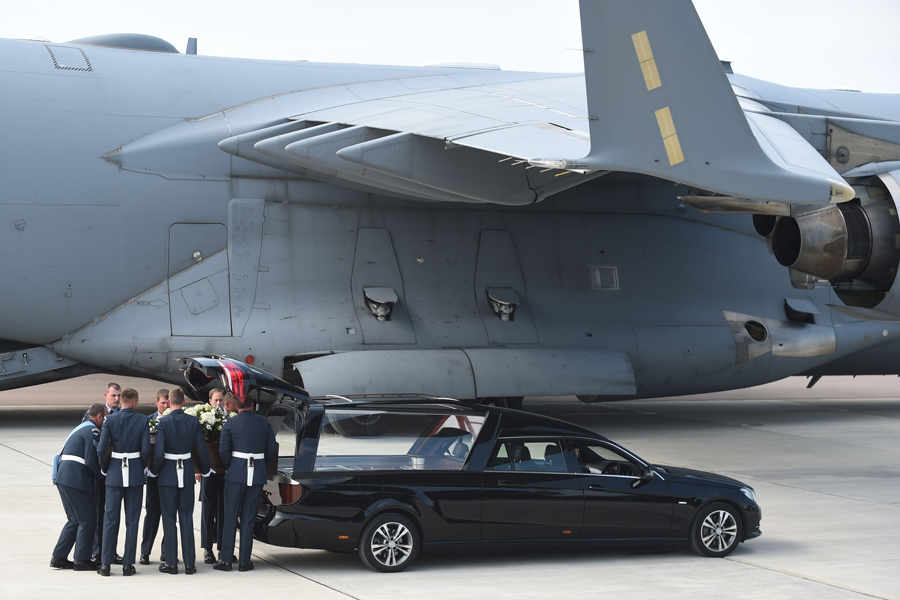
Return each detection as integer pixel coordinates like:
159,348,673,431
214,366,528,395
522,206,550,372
109,1,852,214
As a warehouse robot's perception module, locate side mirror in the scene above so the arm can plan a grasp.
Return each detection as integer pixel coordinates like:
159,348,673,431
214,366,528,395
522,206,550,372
631,467,655,488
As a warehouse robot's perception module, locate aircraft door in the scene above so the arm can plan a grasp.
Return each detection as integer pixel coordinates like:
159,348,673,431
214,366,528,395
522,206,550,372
168,223,232,336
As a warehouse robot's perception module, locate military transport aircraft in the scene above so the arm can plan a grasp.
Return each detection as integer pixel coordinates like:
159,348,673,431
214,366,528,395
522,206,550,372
3,1,900,403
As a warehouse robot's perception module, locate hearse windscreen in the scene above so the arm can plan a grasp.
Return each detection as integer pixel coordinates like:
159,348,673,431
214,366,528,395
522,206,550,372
314,409,486,472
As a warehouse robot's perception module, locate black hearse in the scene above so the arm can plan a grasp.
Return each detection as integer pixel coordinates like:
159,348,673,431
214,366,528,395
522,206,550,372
184,357,761,572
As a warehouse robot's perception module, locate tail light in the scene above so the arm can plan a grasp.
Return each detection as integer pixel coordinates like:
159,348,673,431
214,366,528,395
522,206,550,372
278,480,304,504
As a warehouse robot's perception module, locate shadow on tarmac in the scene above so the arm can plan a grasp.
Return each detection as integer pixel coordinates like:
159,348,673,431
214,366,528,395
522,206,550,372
262,537,809,574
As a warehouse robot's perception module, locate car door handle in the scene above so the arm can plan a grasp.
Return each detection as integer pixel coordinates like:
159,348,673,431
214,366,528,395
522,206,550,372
587,483,606,491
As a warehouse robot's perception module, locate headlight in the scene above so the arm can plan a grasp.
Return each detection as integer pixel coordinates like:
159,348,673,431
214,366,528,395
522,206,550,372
740,486,757,503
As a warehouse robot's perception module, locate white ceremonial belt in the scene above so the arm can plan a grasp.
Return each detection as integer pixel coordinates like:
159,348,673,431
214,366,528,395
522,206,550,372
232,452,265,487
60,454,85,465
111,451,140,487
164,453,192,488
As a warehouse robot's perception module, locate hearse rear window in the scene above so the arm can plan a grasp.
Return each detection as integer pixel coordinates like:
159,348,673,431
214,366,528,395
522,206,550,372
315,409,485,472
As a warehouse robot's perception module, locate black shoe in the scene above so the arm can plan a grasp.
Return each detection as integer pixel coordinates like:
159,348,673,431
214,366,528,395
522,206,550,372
238,561,254,572
213,561,232,572
204,549,216,564
139,555,150,565
112,553,124,565
97,565,110,577
185,566,196,575
122,565,136,576
50,557,74,569
158,563,178,575
73,560,95,571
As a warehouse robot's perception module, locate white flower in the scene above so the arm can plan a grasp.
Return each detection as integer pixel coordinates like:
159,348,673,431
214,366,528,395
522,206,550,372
199,411,216,425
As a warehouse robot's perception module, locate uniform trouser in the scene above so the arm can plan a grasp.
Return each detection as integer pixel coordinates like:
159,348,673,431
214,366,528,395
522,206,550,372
140,478,166,559
102,485,143,567
53,484,96,562
159,484,197,568
221,482,262,565
92,478,113,559
200,474,225,551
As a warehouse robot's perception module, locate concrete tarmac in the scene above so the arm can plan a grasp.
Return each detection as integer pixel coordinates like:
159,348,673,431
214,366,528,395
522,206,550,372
1,374,899,599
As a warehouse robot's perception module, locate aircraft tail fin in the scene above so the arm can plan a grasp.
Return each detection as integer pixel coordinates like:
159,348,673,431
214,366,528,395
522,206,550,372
537,1,852,207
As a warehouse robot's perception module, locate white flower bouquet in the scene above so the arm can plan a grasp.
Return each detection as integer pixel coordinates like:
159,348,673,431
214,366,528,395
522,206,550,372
184,403,230,442
148,416,160,444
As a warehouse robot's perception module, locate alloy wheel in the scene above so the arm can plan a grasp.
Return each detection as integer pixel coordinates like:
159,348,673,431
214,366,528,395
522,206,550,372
700,509,738,553
370,521,413,568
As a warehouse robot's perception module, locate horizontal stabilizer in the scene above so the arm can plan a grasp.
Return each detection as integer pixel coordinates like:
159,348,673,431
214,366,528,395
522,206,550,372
549,0,853,206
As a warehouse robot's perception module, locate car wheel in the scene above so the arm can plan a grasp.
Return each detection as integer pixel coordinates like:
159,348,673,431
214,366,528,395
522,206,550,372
690,502,742,557
358,512,420,572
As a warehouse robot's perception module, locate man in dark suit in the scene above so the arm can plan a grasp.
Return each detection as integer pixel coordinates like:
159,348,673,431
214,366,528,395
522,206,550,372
214,391,276,572
51,403,106,571
85,382,123,565
200,386,225,564
139,388,169,565
96,388,151,576
153,388,211,575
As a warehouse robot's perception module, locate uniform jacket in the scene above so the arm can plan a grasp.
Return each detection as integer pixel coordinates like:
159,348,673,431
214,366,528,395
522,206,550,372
56,422,101,492
152,408,211,486
97,408,151,488
219,411,276,486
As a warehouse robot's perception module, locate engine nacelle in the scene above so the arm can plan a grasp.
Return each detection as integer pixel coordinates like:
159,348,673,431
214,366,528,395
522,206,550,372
765,177,900,309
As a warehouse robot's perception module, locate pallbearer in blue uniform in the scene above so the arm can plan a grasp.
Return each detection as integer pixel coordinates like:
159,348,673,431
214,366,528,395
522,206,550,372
139,388,169,565
153,388,211,575
200,387,226,564
84,382,123,566
96,388,151,576
214,391,276,572
51,403,106,571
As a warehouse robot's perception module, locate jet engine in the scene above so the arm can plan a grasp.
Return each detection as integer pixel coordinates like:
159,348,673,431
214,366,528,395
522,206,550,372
762,175,900,310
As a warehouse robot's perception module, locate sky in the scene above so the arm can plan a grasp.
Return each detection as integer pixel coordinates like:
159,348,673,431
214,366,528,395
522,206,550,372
2,0,900,92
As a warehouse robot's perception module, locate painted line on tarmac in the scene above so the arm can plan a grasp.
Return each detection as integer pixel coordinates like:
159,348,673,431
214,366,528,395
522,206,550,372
251,553,361,600
726,556,889,600
0,441,50,466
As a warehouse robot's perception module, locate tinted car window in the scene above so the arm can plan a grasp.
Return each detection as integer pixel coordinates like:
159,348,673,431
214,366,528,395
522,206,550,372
266,404,299,458
486,439,568,473
575,442,641,476
315,409,484,472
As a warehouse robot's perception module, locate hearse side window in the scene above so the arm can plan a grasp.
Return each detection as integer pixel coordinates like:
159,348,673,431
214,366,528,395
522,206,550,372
486,439,567,473
266,403,298,458
574,442,641,477
314,409,485,472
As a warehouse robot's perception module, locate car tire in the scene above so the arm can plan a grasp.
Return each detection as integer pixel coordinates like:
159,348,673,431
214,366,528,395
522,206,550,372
690,502,742,557
358,512,420,572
